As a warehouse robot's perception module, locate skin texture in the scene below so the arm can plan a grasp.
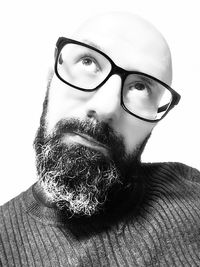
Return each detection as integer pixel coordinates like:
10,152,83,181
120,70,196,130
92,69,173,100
46,12,172,155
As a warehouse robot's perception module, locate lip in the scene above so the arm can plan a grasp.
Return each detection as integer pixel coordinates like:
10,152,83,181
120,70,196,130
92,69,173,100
62,131,109,156
74,132,108,150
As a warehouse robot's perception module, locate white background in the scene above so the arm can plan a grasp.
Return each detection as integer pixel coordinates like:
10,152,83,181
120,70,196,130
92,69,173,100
0,0,199,205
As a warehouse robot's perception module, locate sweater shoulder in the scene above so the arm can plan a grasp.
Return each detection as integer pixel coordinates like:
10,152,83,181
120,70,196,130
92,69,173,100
0,190,25,230
142,161,200,184
167,162,200,183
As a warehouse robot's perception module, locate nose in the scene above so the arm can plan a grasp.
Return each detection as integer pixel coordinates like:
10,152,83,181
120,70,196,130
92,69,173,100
85,75,122,123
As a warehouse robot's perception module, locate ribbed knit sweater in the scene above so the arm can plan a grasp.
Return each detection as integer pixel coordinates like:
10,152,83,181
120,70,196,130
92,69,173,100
1,162,200,267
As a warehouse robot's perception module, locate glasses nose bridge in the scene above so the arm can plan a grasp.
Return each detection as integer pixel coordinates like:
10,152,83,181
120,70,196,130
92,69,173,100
110,64,127,91
112,63,127,78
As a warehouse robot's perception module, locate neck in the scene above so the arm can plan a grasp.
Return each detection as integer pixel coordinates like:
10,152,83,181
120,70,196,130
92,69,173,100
33,182,57,208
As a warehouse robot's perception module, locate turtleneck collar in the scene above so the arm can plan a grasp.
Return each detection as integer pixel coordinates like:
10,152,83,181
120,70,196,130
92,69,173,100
21,172,144,227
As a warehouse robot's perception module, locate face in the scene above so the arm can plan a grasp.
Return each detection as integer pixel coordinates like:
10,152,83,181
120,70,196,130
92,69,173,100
34,13,172,217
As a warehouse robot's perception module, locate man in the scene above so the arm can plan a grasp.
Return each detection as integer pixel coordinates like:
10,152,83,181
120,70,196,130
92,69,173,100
1,12,200,267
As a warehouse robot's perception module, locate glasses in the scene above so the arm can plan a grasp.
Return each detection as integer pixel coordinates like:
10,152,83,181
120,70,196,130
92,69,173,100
54,37,181,122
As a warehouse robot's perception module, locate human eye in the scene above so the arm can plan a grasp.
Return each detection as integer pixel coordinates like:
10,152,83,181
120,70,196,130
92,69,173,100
77,53,101,73
129,81,152,93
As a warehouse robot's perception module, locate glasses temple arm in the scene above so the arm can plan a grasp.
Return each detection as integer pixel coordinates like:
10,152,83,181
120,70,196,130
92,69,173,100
157,103,170,113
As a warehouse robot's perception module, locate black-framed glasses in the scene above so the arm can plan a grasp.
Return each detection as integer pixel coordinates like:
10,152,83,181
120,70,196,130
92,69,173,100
54,37,181,122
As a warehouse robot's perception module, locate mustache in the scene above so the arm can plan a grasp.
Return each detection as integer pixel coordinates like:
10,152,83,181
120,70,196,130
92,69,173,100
48,118,125,152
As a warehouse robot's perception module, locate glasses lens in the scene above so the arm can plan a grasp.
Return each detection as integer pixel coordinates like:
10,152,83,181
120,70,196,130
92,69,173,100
123,74,173,120
56,43,112,90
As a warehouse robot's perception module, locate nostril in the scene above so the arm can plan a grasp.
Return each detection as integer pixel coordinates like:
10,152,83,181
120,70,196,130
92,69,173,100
87,110,97,119
87,109,113,125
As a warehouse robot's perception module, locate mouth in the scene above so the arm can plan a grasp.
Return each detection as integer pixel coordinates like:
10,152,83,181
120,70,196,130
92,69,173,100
62,132,109,156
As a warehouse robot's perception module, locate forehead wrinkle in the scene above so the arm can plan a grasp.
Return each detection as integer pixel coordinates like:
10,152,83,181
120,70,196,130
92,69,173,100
75,38,164,77
74,39,149,75
81,39,107,54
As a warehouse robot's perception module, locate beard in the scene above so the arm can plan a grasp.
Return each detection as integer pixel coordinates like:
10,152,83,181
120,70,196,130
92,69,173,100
34,116,149,218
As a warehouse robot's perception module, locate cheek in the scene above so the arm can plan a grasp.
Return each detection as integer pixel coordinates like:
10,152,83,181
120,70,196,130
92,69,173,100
116,115,155,154
45,76,89,133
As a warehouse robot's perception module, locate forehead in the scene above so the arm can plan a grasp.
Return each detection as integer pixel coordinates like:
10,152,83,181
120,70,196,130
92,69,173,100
72,14,172,84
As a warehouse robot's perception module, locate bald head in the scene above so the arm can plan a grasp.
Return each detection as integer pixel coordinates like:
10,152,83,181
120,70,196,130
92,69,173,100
73,12,172,85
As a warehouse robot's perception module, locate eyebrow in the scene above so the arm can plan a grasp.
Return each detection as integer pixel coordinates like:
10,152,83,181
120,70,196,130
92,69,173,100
133,75,153,86
82,39,105,53
141,76,154,86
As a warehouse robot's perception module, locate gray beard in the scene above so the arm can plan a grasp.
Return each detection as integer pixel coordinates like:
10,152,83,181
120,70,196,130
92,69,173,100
34,118,148,217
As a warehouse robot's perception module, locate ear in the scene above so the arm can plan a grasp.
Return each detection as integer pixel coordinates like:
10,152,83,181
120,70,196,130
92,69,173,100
54,47,58,59
46,68,54,88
